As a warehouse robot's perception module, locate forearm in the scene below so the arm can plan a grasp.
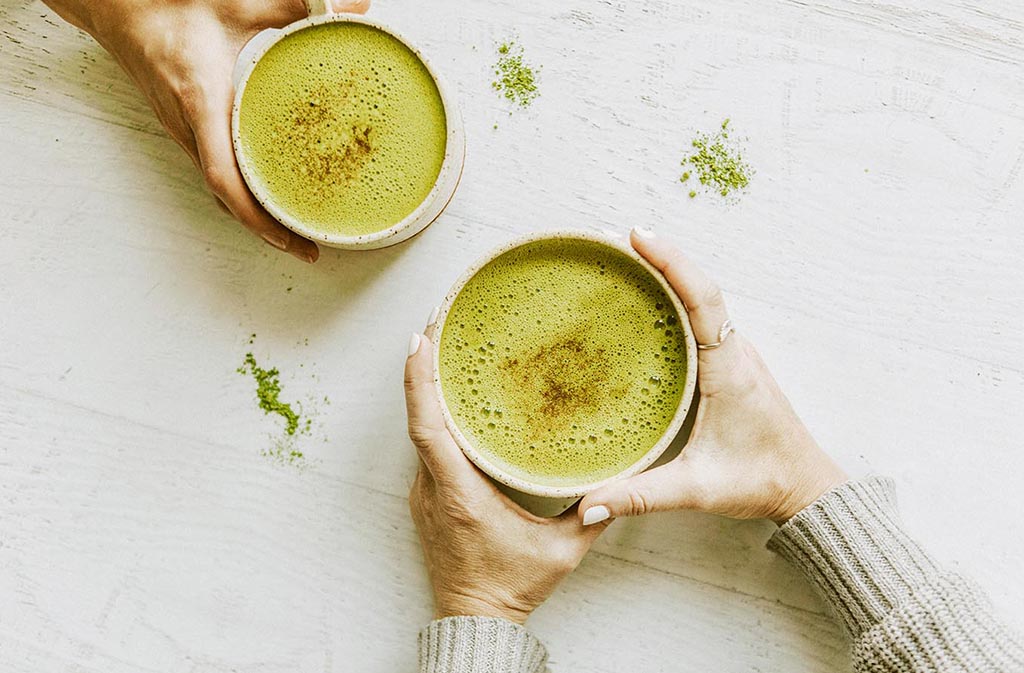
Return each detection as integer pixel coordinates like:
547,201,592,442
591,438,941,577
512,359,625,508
419,617,548,673
769,476,1024,672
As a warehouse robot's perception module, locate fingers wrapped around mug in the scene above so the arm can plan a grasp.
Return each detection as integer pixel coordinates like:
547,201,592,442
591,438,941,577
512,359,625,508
404,330,479,489
190,75,319,262
630,227,734,354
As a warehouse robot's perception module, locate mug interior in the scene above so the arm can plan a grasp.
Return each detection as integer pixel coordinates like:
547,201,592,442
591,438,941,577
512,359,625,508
230,14,465,250
431,230,699,499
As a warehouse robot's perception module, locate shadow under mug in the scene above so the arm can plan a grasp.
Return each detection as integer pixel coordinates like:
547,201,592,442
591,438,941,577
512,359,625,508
230,7,465,250
430,230,700,513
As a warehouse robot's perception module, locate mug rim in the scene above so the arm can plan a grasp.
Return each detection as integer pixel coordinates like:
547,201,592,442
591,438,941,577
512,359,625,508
230,13,465,250
430,230,700,499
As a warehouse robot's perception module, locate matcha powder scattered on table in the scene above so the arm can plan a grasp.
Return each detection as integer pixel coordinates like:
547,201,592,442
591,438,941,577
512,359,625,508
680,119,753,198
238,350,317,466
238,353,300,436
492,39,540,109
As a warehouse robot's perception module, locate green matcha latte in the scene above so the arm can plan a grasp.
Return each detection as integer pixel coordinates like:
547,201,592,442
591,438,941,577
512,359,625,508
237,22,448,236
439,238,690,488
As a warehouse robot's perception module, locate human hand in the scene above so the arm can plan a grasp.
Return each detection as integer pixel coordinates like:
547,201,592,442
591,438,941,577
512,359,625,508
405,320,609,625
578,227,847,526
44,0,370,263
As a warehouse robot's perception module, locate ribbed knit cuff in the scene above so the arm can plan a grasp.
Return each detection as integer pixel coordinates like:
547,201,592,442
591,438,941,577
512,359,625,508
418,616,548,673
767,476,943,639
850,572,1024,671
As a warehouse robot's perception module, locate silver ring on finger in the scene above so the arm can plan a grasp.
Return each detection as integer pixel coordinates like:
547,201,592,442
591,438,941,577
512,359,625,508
696,319,734,351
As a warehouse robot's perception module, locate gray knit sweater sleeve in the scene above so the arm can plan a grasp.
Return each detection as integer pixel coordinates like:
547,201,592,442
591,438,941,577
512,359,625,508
768,476,1024,672
418,616,548,673
418,477,1024,673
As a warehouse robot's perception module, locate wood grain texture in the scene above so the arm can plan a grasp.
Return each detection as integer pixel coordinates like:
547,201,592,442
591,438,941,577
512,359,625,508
2,0,1022,671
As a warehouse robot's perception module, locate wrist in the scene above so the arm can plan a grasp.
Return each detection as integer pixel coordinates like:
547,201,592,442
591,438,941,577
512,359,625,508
435,592,532,626
770,464,848,525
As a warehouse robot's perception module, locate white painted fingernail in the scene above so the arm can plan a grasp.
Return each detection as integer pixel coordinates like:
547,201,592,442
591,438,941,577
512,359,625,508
632,226,656,240
426,306,440,327
582,505,611,526
407,333,421,357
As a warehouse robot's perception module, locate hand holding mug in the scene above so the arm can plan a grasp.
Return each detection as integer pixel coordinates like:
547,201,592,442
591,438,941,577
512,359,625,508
579,228,848,526
42,0,371,263
405,321,609,624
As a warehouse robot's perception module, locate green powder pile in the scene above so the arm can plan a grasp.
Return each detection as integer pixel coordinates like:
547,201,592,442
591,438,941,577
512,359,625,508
238,353,300,436
237,336,330,466
492,40,540,109
238,349,313,465
680,119,753,198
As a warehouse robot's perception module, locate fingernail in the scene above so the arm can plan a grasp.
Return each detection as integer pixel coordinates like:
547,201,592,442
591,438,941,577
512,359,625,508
300,251,317,264
582,505,611,526
407,333,421,357
632,226,656,240
261,232,289,251
426,306,440,327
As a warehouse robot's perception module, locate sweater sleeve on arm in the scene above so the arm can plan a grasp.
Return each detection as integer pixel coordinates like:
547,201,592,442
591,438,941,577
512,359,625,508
419,616,548,673
768,476,1024,673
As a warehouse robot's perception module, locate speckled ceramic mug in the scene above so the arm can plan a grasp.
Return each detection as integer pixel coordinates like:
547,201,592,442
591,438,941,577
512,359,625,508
431,230,700,502
230,6,465,250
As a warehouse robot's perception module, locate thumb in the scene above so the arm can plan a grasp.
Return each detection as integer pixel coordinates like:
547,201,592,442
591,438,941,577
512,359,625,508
577,461,700,525
554,502,613,543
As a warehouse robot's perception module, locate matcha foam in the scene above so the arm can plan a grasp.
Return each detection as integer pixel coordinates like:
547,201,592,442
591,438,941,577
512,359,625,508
439,239,689,488
238,22,448,236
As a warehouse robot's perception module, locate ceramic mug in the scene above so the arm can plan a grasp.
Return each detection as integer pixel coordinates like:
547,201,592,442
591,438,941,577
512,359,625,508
230,5,465,250
430,230,700,503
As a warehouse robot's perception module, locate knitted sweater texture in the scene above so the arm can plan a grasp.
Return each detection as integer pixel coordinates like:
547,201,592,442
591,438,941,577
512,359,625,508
418,477,1024,672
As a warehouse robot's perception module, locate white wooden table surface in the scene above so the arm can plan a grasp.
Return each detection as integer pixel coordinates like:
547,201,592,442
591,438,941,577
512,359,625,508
2,0,1023,671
